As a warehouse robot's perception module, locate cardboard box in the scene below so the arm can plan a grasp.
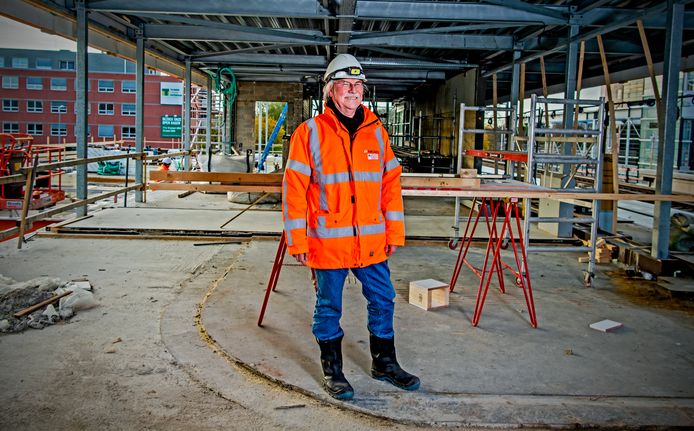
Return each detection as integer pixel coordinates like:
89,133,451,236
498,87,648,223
409,279,449,310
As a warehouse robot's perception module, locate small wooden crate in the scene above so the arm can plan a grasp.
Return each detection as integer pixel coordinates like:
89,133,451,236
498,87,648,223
409,279,450,310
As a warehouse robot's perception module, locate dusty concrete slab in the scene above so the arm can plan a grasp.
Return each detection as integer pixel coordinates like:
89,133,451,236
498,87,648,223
202,240,694,427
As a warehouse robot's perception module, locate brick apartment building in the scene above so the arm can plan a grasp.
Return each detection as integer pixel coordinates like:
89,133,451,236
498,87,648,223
0,48,185,149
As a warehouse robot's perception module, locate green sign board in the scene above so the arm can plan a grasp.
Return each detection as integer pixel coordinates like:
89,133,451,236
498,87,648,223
160,115,182,138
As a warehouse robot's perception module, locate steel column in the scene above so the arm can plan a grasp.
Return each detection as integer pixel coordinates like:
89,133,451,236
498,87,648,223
75,0,88,217
509,49,521,152
184,58,192,171
557,23,579,237
135,29,145,201
652,0,684,259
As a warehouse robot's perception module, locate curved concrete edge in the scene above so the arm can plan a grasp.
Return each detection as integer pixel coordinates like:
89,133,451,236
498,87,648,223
158,243,414,430
161,241,694,429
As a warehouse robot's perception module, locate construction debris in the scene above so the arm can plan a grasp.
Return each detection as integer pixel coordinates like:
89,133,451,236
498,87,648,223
590,319,623,332
0,275,98,333
579,238,617,264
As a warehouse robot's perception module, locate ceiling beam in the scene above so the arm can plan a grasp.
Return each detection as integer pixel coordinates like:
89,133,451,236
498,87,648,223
86,0,330,18
351,34,514,50
336,0,356,54
144,24,330,45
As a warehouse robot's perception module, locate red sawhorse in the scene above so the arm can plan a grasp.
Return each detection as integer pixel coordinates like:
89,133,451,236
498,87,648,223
257,231,316,327
449,197,537,327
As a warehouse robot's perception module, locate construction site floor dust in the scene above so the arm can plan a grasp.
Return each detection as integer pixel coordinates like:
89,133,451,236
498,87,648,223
0,191,692,429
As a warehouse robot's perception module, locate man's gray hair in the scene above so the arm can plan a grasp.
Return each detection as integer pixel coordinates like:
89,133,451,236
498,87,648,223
322,80,334,103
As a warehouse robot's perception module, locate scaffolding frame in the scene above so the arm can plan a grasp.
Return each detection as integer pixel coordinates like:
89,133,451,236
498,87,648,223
452,103,517,240
523,94,606,286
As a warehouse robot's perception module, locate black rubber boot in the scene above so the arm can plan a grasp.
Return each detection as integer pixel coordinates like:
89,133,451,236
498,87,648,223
369,334,420,391
317,336,354,400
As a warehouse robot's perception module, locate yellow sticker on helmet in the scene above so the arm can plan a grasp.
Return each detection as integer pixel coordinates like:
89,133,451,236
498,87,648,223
349,68,361,75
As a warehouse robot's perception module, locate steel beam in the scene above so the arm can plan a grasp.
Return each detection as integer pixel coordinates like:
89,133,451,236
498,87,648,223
351,34,514,50
144,24,328,44
75,0,88,217
563,25,579,129
483,0,694,77
135,29,145,202
86,0,330,17
510,49,521,151
206,75,212,171
194,53,326,66
336,0,356,53
355,2,570,24
184,59,192,171
652,0,684,260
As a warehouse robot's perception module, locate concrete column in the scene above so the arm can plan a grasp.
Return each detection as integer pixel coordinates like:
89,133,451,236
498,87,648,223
652,0,684,259
135,29,145,201
206,75,212,171
74,0,88,216
184,58,192,171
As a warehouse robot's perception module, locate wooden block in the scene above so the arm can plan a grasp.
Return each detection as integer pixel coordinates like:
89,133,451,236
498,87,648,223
578,256,590,263
459,168,478,178
409,279,449,311
596,238,606,248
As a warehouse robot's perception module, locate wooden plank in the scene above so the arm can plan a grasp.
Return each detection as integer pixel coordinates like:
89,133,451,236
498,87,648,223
400,176,481,189
149,183,282,193
401,188,694,201
149,171,283,184
13,290,72,318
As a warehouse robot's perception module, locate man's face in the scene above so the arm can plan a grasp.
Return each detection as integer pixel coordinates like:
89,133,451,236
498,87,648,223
330,78,364,116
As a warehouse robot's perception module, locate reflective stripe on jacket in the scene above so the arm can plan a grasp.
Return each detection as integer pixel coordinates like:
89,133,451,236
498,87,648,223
282,104,404,269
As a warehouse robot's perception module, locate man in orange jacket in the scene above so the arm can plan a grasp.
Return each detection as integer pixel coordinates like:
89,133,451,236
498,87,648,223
282,54,420,400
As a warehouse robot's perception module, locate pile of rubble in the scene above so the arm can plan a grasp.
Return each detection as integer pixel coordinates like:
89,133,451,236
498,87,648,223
0,275,98,333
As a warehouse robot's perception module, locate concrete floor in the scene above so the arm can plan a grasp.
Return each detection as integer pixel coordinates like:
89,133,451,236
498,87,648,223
3,190,693,428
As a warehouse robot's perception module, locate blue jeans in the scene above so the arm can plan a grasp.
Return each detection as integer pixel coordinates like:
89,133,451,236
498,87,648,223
312,260,396,341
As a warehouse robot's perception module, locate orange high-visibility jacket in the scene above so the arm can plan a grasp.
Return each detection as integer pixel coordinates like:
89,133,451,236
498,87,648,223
282,104,404,269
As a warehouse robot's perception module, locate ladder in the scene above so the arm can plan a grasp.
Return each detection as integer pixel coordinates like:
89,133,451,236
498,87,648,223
523,94,606,287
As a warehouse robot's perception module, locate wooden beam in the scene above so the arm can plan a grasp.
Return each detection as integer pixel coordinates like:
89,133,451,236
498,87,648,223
402,188,694,201
540,56,550,128
636,19,662,119
148,171,284,184
573,40,586,130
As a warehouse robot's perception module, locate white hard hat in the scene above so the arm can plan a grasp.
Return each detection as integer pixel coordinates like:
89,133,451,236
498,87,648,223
162,157,172,165
323,54,367,82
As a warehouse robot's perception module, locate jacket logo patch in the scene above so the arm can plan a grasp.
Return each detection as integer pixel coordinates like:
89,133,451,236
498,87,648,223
367,151,379,161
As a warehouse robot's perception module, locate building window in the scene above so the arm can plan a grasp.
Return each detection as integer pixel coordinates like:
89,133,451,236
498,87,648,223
59,60,75,70
98,80,114,93
51,101,68,114
121,80,136,93
0,57,4,67
3,122,20,134
51,123,67,137
121,126,136,139
26,76,43,90
98,103,114,115
2,99,19,112
98,125,114,138
27,100,43,113
121,103,136,116
2,76,19,89
36,58,52,69
11,57,28,69
50,78,67,91
27,123,43,135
